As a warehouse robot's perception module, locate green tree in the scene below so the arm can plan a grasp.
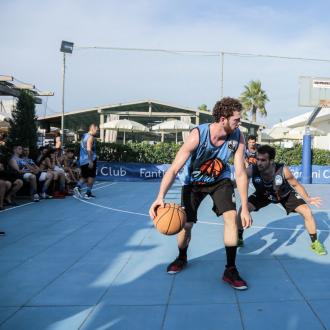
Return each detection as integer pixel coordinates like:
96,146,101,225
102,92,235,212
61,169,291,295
198,104,208,111
240,80,269,122
7,90,38,150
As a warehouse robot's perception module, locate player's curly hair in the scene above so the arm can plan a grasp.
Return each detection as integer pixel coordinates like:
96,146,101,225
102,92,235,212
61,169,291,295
212,97,242,123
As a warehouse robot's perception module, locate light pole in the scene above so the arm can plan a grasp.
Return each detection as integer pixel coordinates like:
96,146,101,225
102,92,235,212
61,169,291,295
220,52,224,98
60,40,74,146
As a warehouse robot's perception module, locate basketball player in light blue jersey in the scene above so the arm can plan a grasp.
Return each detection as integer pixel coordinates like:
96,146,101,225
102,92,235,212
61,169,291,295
149,97,252,290
74,123,98,199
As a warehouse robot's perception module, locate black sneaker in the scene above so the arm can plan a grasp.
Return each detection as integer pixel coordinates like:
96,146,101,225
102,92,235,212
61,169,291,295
237,238,244,247
0,231,5,236
223,266,248,290
167,257,187,274
84,192,96,199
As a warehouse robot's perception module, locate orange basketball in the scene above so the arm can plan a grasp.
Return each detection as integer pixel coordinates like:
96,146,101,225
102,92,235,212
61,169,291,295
248,157,257,165
200,158,223,177
153,203,186,235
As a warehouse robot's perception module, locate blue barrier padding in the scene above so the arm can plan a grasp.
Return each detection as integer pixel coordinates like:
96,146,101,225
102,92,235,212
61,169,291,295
96,162,330,184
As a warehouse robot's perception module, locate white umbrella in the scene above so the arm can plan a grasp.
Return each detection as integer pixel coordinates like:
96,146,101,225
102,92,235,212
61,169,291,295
102,119,149,144
239,125,248,133
260,130,276,142
151,120,195,143
268,126,291,139
287,126,326,139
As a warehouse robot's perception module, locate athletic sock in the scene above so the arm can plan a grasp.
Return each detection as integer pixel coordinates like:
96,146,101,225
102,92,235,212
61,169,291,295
225,246,237,268
178,246,188,259
310,233,317,243
238,229,244,239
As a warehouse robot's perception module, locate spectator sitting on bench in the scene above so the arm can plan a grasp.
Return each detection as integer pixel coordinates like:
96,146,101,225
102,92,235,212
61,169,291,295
8,145,40,202
0,159,23,207
0,178,10,211
22,147,53,199
36,147,66,198
63,149,80,185
49,149,66,197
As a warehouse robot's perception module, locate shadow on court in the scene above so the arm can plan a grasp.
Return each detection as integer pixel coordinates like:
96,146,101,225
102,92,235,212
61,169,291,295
239,211,330,256
0,182,330,329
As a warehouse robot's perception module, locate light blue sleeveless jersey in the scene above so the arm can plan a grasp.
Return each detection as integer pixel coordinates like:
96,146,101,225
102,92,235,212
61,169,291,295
179,124,241,186
79,133,96,166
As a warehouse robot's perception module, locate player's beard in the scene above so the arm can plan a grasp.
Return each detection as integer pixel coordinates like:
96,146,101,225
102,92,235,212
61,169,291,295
224,123,235,135
258,162,270,173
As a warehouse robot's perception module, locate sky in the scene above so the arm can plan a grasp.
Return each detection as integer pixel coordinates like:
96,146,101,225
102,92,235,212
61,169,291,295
2,0,330,127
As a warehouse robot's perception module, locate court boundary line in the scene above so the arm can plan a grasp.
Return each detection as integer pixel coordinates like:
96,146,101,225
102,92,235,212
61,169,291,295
73,197,330,233
0,182,112,213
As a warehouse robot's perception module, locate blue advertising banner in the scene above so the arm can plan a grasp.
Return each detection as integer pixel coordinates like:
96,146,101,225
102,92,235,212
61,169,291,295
96,162,330,184
96,161,171,182
288,165,330,184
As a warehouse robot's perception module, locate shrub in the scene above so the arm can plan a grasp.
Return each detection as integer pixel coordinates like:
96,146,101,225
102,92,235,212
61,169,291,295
65,141,330,165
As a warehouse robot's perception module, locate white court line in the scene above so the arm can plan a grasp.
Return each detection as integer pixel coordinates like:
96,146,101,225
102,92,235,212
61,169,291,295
80,181,107,191
73,198,330,233
198,220,330,233
0,201,34,213
73,196,148,217
0,182,114,213
92,182,117,191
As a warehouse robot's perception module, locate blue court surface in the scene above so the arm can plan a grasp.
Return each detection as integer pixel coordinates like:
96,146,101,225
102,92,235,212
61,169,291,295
0,182,329,330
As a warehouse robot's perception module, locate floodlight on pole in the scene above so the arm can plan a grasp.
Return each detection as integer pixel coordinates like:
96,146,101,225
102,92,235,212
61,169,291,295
37,91,54,96
60,40,74,146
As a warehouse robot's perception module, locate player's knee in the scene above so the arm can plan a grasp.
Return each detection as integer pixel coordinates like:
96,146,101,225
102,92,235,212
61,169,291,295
303,209,313,221
183,222,193,231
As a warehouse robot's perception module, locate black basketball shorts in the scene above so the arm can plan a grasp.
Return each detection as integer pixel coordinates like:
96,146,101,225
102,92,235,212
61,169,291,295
248,190,306,215
80,160,97,179
181,179,236,223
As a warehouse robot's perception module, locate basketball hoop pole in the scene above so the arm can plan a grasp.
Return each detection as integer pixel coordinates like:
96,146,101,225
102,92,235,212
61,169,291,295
302,127,312,184
301,106,322,184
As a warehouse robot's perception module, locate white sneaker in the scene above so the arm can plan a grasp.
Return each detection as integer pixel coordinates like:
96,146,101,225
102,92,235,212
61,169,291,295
73,187,83,198
41,192,53,199
33,193,40,202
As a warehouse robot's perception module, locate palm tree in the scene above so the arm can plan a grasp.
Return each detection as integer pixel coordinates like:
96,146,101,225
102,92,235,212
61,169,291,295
240,80,269,122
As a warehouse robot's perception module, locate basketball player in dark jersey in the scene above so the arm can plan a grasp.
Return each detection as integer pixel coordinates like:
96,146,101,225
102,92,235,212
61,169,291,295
150,97,252,290
237,144,326,255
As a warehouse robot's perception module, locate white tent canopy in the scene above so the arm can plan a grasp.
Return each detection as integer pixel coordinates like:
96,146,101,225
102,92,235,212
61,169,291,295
287,126,325,139
101,119,149,144
267,126,291,140
151,120,195,132
151,119,195,143
239,125,248,133
266,125,325,141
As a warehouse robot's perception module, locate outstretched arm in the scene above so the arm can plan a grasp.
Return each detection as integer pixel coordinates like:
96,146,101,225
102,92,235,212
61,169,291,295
284,166,322,207
234,133,252,228
149,128,199,219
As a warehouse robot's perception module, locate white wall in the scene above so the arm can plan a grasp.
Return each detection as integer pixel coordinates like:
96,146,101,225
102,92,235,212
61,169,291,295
313,134,330,150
